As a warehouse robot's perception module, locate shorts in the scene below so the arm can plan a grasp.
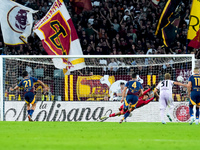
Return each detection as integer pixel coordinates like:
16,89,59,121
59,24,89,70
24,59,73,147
190,91,200,106
24,92,36,105
159,92,174,109
123,95,138,111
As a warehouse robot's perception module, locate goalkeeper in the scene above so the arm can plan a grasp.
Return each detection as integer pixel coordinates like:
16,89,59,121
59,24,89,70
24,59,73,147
100,84,156,121
10,71,48,121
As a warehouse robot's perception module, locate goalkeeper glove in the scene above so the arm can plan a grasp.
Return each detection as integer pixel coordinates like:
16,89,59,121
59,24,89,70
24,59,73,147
150,84,156,90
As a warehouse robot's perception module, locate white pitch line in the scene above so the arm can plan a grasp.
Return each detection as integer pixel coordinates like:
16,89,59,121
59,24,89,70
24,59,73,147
138,139,197,142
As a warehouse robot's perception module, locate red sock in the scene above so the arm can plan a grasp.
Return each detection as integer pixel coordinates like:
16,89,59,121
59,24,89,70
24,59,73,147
109,113,116,117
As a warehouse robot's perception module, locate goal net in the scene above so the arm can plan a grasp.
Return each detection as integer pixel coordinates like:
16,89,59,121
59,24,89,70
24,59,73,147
0,55,195,121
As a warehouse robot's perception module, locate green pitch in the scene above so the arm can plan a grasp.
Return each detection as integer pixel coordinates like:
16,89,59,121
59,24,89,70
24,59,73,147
0,122,199,150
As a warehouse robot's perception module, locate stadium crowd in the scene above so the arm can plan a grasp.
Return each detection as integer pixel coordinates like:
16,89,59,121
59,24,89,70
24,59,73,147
0,0,199,58
2,0,193,102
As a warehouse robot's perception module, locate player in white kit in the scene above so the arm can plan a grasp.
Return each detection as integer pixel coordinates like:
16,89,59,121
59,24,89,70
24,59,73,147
154,73,187,124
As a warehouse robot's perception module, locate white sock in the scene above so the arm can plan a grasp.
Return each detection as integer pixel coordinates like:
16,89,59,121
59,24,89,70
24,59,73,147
160,109,165,122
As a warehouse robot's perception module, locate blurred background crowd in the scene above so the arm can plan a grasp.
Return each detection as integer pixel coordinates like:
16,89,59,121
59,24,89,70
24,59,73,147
0,0,199,58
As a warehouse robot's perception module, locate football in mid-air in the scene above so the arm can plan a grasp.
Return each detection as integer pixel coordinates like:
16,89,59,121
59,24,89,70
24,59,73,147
177,76,184,82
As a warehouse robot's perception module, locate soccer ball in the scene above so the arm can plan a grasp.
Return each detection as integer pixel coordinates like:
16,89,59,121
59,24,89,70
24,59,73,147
177,76,184,82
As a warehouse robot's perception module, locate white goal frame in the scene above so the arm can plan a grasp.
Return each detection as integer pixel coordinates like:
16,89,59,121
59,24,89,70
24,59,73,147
0,54,195,121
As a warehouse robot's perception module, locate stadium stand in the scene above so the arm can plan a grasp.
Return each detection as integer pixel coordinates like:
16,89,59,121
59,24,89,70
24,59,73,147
0,0,198,58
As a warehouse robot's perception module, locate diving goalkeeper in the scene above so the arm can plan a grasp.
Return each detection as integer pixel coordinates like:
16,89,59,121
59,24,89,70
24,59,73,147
100,84,156,121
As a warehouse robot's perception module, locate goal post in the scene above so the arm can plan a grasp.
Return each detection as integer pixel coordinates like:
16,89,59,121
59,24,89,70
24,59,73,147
0,54,195,121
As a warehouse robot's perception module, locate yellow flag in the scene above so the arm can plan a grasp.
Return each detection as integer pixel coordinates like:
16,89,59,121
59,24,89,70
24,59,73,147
187,0,200,40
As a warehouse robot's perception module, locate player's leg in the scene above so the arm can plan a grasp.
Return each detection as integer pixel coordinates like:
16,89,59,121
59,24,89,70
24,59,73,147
120,95,137,123
189,93,197,125
24,93,33,121
99,105,124,121
195,97,200,125
195,106,199,125
99,111,121,122
26,102,33,121
166,97,174,122
189,103,195,125
27,103,31,116
26,102,34,122
159,95,167,124
110,111,122,117
119,96,131,123
28,93,36,121
30,103,36,116
109,104,125,117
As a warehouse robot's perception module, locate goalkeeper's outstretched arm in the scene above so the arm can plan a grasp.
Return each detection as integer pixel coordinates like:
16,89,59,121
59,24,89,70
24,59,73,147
153,88,160,99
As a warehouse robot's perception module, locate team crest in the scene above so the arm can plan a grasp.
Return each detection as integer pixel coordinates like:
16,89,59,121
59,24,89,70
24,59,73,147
7,6,29,33
77,75,115,101
173,103,190,122
38,11,71,55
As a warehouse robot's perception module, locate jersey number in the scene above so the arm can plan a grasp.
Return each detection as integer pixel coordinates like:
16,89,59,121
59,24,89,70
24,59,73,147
24,80,31,88
161,81,168,87
132,82,136,88
194,78,200,86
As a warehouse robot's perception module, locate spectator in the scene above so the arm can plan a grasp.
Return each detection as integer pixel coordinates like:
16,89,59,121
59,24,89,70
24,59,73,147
41,2,49,13
103,95,109,101
113,82,126,101
26,62,33,77
108,58,118,72
85,23,95,37
0,0,193,57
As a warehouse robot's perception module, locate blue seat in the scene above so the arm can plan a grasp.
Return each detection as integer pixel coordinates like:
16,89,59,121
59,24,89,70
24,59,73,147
34,69,44,77
54,69,64,78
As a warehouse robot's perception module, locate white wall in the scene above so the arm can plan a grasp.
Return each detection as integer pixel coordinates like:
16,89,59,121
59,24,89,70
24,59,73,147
4,101,190,122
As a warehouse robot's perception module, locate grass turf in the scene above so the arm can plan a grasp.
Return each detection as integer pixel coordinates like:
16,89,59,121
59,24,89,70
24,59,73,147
0,122,199,150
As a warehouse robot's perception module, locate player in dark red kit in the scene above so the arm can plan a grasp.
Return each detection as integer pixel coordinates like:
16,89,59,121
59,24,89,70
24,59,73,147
100,85,156,121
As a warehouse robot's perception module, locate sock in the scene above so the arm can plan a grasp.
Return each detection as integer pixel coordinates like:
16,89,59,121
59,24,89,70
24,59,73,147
109,113,116,117
168,106,174,117
27,110,31,115
189,105,194,117
123,111,130,120
29,109,34,116
160,109,165,122
196,107,199,120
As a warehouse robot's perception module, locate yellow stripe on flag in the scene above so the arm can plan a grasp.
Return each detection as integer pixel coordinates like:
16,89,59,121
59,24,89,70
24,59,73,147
152,75,156,85
155,0,171,35
70,75,73,101
147,75,151,86
187,0,200,40
65,75,68,101
71,58,85,65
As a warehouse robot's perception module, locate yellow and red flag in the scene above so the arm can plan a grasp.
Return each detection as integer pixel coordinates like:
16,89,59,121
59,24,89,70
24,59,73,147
155,0,180,36
33,0,85,73
188,28,200,49
187,0,200,40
